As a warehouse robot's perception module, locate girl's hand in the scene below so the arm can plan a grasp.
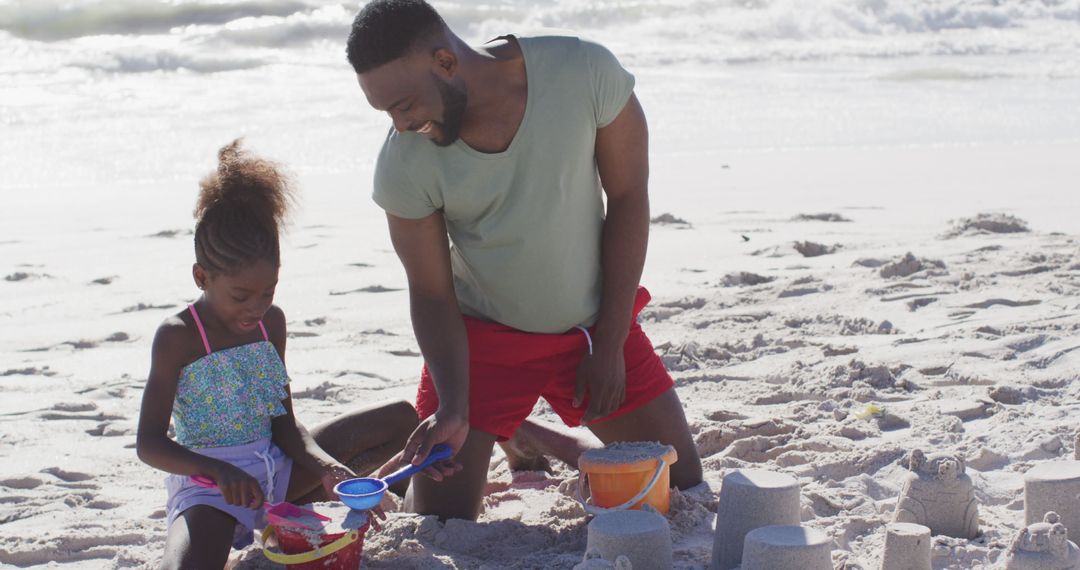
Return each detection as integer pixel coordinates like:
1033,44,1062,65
318,461,387,530
210,463,265,508
319,461,356,502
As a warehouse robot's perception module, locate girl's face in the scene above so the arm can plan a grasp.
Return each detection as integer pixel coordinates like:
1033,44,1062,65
192,259,278,336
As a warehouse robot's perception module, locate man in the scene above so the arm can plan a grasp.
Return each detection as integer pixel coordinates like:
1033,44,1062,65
347,0,702,520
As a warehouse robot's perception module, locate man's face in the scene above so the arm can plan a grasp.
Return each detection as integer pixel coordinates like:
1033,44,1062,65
359,52,467,147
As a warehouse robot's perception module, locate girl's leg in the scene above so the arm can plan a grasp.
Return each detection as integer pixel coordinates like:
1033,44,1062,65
286,399,418,504
161,505,237,570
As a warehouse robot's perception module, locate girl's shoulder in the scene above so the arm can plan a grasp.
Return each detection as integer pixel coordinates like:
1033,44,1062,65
261,304,287,346
151,309,203,368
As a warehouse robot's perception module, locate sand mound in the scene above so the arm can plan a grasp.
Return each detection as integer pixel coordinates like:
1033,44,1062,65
943,213,1030,238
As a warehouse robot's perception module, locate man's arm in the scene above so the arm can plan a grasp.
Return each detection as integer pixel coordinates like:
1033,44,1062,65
387,211,471,464
575,92,650,423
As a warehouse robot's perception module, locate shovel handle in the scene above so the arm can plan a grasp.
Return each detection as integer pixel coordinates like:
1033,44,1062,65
383,443,454,487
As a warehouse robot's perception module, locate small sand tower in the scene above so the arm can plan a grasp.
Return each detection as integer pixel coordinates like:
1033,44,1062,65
710,469,801,570
740,525,832,570
1024,461,1080,546
585,509,672,569
880,522,932,570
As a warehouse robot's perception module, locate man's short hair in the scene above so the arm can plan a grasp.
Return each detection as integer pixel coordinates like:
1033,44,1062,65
346,0,446,74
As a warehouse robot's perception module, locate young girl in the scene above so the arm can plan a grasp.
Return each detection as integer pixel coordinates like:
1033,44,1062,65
136,140,419,569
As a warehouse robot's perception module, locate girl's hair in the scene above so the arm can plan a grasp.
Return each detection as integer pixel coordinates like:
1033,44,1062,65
193,139,293,274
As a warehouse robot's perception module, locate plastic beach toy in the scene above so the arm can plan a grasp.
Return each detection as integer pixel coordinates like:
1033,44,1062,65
190,475,329,530
334,443,454,510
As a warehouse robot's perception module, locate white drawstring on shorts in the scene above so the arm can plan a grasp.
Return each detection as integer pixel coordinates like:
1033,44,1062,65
574,326,594,355
254,447,276,503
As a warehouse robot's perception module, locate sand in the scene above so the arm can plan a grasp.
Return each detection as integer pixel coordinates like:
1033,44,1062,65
1,140,1079,569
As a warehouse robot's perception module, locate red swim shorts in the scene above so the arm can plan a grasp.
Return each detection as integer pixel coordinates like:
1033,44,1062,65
415,286,674,441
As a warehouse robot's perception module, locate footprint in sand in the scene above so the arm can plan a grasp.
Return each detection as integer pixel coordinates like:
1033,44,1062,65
1,366,56,377
650,213,692,227
963,298,1041,309
791,212,852,222
33,332,131,352
304,317,327,326
41,467,94,483
286,331,319,338
0,476,44,490
4,271,50,281
907,297,938,311
90,276,116,285
388,349,421,357
642,297,707,322
291,381,342,401
329,285,402,295
120,302,177,313
348,262,374,268
333,370,392,382
147,229,192,238
721,272,775,287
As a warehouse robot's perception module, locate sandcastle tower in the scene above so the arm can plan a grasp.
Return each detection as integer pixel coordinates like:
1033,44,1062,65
585,509,672,569
1025,461,1080,546
574,550,633,570
711,469,801,570
740,525,832,570
893,449,979,539
1002,512,1080,570
880,522,932,570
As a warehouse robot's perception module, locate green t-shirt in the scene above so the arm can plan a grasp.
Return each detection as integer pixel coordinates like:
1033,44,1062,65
372,35,635,334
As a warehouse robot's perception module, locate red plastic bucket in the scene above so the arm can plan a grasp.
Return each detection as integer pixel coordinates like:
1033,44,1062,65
262,521,369,570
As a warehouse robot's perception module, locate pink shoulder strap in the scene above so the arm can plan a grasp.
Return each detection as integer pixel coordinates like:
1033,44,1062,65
258,321,269,342
187,304,212,355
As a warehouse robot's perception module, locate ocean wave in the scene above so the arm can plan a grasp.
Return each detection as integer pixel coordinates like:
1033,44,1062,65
70,47,269,73
0,0,317,41
1,0,1077,73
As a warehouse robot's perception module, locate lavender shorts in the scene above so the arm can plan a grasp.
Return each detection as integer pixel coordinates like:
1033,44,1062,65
165,438,293,549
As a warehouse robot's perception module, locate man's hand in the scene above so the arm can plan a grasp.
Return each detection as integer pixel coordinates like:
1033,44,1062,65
398,408,467,480
574,344,627,424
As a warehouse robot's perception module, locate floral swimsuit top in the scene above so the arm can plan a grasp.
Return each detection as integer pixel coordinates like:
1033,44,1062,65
172,304,290,449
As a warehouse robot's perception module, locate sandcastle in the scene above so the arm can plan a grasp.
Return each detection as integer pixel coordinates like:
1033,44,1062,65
880,522,931,570
893,449,979,539
585,509,672,569
1002,512,1080,570
574,550,633,570
740,525,832,570
1024,461,1080,546
711,469,801,570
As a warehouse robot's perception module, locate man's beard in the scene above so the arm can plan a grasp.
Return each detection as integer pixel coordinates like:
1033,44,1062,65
432,73,467,147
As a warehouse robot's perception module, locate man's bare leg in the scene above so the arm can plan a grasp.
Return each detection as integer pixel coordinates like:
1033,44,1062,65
585,388,702,489
407,427,498,521
498,419,602,472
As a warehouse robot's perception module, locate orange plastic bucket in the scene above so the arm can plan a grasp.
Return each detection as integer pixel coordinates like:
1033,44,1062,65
261,519,369,570
577,443,678,516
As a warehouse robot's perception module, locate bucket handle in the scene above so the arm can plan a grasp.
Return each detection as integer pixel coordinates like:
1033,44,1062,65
260,525,360,565
576,458,668,516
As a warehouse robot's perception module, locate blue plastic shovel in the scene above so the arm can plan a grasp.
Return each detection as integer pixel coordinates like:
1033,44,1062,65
334,444,454,510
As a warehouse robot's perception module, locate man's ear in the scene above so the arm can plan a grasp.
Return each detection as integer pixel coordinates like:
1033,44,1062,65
431,47,457,78
192,263,209,291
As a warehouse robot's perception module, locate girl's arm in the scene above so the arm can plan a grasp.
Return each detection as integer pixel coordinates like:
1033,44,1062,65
263,307,354,493
136,318,265,507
